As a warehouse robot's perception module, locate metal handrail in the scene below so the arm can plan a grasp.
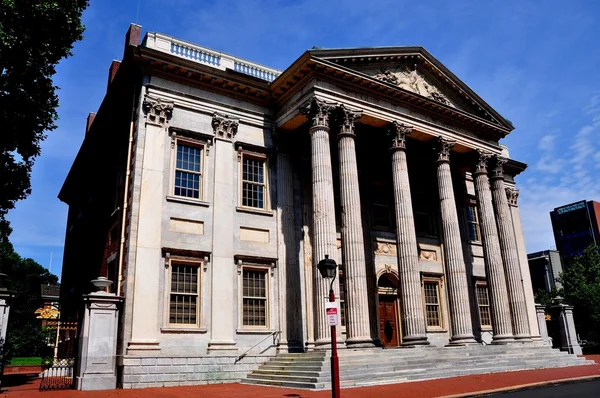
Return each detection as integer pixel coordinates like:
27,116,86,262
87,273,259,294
235,330,281,363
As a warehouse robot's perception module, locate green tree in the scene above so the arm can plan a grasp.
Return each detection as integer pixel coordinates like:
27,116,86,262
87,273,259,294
0,0,88,239
0,241,58,359
557,244,600,344
534,287,561,306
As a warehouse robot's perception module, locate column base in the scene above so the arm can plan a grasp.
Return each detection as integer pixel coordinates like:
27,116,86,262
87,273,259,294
345,337,375,348
76,374,117,391
490,334,515,345
208,340,237,354
401,335,430,347
514,334,533,342
447,334,478,346
314,339,345,350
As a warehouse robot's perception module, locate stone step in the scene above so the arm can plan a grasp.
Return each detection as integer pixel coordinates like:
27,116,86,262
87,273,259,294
242,377,323,389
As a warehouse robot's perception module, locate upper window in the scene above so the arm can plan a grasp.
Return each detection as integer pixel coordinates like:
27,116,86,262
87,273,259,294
338,266,347,328
423,279,442,328
174,142,203,199
476,283,492,328
242,269,268,327
466,204,481,242
241,155,267,209
169,263,200,326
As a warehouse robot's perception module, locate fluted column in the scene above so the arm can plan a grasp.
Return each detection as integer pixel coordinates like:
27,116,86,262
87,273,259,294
303,98,340,347
472,151,514,343
389,122,429,346
435,137,477,345
490,157,531,341
335,105,373,347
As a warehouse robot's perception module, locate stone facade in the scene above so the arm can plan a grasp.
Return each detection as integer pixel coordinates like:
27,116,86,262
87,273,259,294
58,24,541,389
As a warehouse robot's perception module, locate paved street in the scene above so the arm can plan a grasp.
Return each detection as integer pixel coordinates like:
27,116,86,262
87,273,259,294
485,379,600,397
1,358,599,397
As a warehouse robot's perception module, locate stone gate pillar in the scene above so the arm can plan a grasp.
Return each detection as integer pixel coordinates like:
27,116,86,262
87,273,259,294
76,278,123,391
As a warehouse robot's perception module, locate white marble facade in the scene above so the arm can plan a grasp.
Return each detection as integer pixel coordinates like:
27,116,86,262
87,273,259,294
64,25,542,388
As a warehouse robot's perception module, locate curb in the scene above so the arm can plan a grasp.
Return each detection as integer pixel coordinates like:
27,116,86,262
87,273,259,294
439,375,600,397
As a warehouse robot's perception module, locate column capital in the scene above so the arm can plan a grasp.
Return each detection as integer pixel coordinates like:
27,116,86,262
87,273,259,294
336,104,362,139
473,150,492,175
302,97,334,132
435,136,456,163
388,121,413,151
505,187,519,206
212,112,239,141
490,155,508,180
143,95,173,127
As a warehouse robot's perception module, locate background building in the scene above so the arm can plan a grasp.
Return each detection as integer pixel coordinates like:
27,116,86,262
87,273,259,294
550,200,600,266
527,250,563,294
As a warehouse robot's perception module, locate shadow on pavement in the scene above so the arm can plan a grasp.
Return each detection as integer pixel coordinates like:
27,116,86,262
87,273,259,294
1,373,40,393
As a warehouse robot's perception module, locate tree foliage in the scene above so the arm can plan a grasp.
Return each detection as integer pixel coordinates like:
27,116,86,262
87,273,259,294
0,241,58,358
0,0,88,239
557,244,600,343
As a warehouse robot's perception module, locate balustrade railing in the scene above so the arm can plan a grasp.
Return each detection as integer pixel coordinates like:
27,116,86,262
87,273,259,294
145,32,280,83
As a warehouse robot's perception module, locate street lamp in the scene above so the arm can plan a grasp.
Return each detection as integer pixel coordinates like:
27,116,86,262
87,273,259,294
317,255,341,398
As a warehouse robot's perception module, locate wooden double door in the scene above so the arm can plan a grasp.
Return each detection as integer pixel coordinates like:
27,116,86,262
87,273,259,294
378,295,401,347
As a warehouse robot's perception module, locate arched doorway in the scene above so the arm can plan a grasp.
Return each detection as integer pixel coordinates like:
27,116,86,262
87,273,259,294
377,271,401,347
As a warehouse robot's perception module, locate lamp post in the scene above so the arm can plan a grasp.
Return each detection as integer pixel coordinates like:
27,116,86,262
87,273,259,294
317,255,341,398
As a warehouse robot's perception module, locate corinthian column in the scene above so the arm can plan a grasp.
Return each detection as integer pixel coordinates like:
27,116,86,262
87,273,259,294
303,98,340,347
490,157,531,341
472,151,514,343
389,122,428,346
335,105,373,347
435,137,477,345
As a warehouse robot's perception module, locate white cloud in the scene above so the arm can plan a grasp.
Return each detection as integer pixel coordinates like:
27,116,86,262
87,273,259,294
537,134,556,151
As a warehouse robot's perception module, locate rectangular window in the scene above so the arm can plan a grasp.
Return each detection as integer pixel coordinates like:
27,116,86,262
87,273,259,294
241,155,266,209
476,284,492,327
169,263,199,325
174,142,202,199
466,204,481,242
423,281,442,328
242,269,268,327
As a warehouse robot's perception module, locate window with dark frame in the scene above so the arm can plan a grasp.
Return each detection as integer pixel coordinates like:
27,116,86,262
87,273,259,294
174,142,202,199
169,263,199,325
423,281,442,327
242,155,266,209
476,283,492,327
466,204,481,242
338,267,347,327
242,269,268,327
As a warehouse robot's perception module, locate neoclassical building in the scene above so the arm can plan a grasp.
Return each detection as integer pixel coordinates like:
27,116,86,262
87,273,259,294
59,24,543,387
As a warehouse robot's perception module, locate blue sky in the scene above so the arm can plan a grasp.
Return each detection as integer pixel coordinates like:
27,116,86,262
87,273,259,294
6,0,600,278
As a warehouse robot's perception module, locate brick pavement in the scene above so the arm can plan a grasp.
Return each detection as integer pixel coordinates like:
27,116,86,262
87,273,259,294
2,356,599,397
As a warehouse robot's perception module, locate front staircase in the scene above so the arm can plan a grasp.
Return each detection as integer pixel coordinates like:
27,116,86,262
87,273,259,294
242,344,594,389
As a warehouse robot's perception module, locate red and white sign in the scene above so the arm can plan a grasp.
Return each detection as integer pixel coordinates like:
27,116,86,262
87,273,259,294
326,302,339,326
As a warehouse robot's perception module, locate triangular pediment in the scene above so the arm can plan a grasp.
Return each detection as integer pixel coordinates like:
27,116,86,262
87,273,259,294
308,47,512,130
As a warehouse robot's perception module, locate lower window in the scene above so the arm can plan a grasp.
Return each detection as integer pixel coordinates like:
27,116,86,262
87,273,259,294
476,283,492,328
169,263,200,325
242,269,268,327
423,279,442,328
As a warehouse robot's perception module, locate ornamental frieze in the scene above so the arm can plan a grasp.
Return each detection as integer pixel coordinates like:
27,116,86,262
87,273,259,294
374,241,397,256
371,65,455,108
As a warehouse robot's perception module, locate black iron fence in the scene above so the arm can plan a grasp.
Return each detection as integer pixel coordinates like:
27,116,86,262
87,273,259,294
39,320,79,391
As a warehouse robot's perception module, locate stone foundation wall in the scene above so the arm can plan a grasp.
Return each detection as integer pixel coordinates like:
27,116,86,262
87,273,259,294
121,355,271,389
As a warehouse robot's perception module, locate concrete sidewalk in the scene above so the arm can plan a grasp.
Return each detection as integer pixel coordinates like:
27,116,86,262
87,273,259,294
2,356,599,397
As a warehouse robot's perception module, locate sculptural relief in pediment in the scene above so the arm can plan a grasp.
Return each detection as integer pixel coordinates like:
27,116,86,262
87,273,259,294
368,64,460,109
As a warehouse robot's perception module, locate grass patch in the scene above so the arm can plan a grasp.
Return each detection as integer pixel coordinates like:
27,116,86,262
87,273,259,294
8,357,42,366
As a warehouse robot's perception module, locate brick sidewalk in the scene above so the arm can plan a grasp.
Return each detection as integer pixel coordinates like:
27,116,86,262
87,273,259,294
2,356,599,397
